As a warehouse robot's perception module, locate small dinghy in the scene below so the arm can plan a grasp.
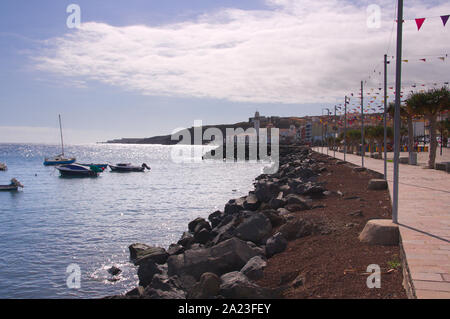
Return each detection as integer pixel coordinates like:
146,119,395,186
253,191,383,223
0,163,7,171
0,178,24,191
56,164,102,177
109,163,151,172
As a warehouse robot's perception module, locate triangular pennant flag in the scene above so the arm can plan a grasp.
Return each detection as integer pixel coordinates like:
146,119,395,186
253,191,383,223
402,60,409,63
420,58,426,62
441,15,449,26
415,18,426,30
438,57,445,61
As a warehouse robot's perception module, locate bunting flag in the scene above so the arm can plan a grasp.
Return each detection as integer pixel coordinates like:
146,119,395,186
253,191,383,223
442,15,449,26
420,58,426,62
415,18,426,30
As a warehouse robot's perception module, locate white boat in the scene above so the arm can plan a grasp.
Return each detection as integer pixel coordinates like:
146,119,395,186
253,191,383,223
56,164,101,177
0,163,7,171
44,115,76,166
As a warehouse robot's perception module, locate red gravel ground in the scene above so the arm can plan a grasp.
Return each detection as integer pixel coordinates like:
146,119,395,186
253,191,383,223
256,151,407,299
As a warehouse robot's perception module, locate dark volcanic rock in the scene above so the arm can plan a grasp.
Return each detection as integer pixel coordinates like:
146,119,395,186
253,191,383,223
188,272,221,299
243,193,260,211
167,237,258,280
265,232,288,257
234,212,272,244
189,217,211,233
240,256,267,280
177,232,195,248
144,274,186,299
219,271,276,299
224,197,245,215
208,210,224,228
278,217,322,240
108,266,122,276
129,244,169,265
167,244,185,255
194,228,213,244
261,209,285,227
137,258,162,287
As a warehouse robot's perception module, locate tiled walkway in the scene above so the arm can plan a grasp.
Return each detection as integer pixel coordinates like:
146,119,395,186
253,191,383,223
313,147,450,299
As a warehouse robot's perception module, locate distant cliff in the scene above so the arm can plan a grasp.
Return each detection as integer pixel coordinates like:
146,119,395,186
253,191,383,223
105,122,253,145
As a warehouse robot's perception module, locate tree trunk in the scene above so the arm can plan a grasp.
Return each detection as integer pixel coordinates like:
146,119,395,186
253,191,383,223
428,115,438,169
407,116,414,154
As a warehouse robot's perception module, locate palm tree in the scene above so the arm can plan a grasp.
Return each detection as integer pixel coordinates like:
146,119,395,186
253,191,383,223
364,126,376,154
388,100,418,156
408,87,449,168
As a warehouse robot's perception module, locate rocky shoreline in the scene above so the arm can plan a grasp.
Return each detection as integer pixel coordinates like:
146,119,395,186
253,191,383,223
108,146,332,299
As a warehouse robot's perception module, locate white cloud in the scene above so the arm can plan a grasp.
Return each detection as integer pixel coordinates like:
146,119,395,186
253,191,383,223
33,0,450,104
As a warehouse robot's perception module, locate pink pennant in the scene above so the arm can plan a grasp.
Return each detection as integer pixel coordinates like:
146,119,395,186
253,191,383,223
441,15,449,27
415,18,426,30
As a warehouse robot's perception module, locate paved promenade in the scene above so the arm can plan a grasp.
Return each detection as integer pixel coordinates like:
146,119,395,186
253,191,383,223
313,147,450,299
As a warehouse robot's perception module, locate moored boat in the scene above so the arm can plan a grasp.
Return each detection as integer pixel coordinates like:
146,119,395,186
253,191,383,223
0,163,7,171
56,164,102,177
0,178,24,191
44,155,76,166
78,163,108,171
109,163,151,172
43,115,76,166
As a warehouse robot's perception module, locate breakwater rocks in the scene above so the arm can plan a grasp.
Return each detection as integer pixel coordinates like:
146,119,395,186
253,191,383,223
110,146,331,299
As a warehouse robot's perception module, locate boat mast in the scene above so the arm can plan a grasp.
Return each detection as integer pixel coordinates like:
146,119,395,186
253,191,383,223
59,114,64,156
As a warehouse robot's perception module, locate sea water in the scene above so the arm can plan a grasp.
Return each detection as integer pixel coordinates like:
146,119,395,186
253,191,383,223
0,143,265,298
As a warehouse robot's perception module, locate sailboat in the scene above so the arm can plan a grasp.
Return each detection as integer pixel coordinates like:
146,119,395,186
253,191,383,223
43,115,76,166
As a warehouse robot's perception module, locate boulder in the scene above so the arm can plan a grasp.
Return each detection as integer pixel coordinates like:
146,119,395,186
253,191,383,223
167,244,185,256
234,212,272,244
224,197,245,215
177,232,195,248
254,181,279,202
219,272,275,299
188,272,221,299
261,209,285,227
125,286,145,297
189,217,211,233
240,256,267,280
194,228,213,244
269,192,285,210
284,194,311,210
208,210,224,228
129,244,169,265
108,266,122,276
243,193,260,211
278,217,322,240
144,274,186,299
137,258,162,287
359,219,399,246
368,179,388,190
265,232,288,257
167,237,258,280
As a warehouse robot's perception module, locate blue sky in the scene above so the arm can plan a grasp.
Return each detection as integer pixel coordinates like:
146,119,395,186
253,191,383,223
0,0,448,143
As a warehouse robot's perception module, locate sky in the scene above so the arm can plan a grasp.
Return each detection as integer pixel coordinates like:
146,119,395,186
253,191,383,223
0,0,449,144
